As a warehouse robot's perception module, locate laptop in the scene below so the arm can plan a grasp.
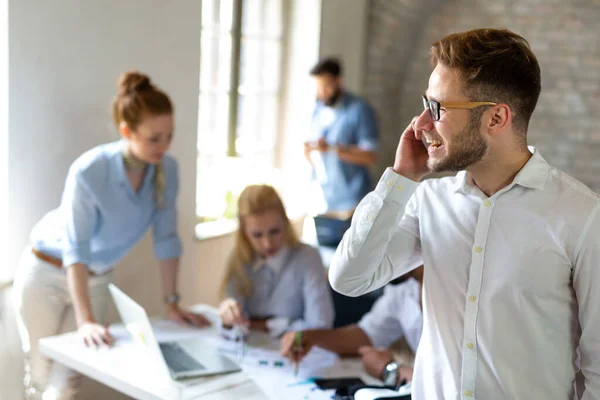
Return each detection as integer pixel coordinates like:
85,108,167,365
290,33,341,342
108,283,241,380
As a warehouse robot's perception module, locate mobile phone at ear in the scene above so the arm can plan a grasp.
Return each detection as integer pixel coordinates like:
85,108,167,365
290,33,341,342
314,377,365,390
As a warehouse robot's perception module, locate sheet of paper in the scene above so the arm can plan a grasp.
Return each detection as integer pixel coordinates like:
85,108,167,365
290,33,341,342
174,371,255,400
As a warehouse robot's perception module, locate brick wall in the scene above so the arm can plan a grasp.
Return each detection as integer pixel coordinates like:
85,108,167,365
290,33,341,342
365,0,600,190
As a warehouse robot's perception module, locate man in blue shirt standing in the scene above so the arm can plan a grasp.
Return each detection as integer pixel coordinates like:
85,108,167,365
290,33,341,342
305,58,380,213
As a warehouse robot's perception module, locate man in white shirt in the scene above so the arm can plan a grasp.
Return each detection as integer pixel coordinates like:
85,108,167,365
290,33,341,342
280,267,423,386
328,28,600,400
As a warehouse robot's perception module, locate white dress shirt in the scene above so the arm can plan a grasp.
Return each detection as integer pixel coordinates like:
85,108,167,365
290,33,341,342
358,277,422,352
329,148,600,400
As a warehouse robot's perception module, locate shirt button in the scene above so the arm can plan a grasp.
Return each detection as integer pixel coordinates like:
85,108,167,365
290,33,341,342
367,214,373,222
467,342,474,349
464,390,473,397
483,199,492,207
468,296,476,302
474,246,483,254
396,184,403,192
386,180,392,187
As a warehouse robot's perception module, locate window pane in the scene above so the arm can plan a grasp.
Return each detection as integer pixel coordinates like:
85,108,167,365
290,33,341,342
196,154,230,220
263,0,282,37
197,0,285,226
198,93,230,154
201,0,234,32
201,0,217,28
241,0,263,36
258,95,278,149
261,40,281,92
200,31,232,91
236,94,259,155
238,38,261,93
236,94,278,155
238,152,279,187
196,154,280,221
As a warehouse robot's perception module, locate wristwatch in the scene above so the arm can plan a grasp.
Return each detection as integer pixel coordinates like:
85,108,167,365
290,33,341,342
164,293,181,305
382,361,400,387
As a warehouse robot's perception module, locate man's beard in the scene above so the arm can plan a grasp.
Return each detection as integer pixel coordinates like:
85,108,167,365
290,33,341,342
323,88,342,106
428,111,488,172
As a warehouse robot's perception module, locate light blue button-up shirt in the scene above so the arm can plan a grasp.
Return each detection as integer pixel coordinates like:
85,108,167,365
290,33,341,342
310,91,379,212
31,140,182,275
226,244,335,335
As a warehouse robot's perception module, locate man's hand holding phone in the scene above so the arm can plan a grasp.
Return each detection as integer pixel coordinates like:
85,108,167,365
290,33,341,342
393,116,431,182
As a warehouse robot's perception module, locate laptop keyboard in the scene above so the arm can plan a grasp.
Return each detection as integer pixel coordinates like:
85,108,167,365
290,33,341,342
159,342,206,373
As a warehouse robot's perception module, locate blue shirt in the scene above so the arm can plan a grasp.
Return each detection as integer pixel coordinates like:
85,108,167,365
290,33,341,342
310,92,379,212
226,244,335,335
31,140,182,275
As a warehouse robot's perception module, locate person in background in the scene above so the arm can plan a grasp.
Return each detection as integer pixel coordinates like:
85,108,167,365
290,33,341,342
12,71,210,400
305,57,380,214
219,184,334,338
329,28,600,400
281,266,423,387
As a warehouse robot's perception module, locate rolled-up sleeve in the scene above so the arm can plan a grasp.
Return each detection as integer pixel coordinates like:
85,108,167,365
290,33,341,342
61,170,97,267
358,286,405,348
153,161,182,260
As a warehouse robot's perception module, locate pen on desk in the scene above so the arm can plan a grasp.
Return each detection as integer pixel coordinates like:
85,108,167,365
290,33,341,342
294,331,302,376
235,326,244,363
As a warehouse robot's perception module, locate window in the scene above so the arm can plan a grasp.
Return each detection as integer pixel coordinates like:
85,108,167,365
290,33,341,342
196,0,284,234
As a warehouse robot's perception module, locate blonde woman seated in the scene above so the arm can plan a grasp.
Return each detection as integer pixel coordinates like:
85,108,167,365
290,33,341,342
219,185,335,338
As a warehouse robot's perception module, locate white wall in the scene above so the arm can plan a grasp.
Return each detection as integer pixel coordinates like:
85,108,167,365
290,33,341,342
4,1,236,399
319,0,369,94
0,0,8,283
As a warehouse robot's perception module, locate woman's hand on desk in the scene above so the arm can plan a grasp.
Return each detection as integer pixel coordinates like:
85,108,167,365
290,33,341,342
78,322,113,349
166,304,211,328
219,298,249,328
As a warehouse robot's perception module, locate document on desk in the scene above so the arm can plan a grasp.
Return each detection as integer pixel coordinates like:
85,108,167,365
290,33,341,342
151,322,372,400
173,372,254,400
240,346,343,399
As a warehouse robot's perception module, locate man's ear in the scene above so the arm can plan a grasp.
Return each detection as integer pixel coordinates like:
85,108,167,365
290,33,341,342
487,104,511,136
119,122,132,139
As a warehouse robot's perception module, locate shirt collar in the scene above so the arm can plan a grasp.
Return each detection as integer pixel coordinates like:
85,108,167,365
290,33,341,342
109,140,128,184
251,247,289,274
511,146,550,190
452,146,549,193
110,140,156,185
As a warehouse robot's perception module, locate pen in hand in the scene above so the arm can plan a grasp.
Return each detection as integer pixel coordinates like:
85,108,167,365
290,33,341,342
293,331,302,376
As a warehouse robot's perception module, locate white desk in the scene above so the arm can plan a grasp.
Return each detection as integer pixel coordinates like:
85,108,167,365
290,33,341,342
40,305,378,400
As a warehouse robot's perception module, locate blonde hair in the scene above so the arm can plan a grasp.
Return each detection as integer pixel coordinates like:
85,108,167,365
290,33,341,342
220,185,301,298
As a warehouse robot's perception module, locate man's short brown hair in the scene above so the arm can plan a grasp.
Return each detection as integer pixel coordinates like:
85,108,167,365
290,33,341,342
431,28,541,136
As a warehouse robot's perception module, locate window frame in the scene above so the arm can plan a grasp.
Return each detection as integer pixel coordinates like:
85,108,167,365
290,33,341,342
196,0,287,236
